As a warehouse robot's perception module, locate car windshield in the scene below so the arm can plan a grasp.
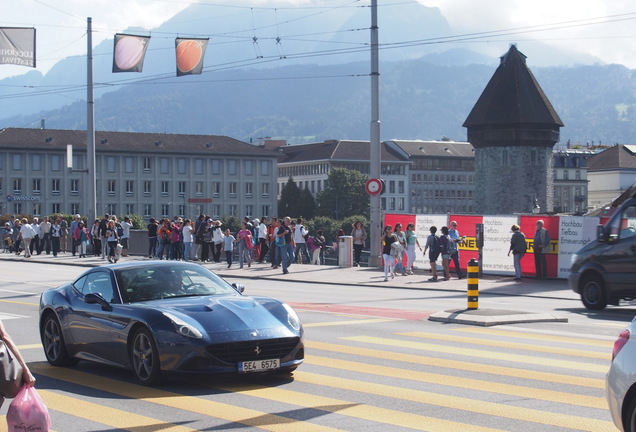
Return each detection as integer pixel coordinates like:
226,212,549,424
115,263,240,302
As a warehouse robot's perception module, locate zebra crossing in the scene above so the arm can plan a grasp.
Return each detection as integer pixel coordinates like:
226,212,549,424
3,313,619,432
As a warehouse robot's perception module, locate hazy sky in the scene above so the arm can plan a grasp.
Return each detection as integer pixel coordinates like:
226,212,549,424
2,0,635,79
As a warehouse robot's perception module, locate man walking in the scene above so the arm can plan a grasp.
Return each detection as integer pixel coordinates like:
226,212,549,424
533,219,551,279
293,217,310,264
448,221,465,279
277,217,294,274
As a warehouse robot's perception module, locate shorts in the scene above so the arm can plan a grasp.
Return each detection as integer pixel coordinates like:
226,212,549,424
121,238,129,249
441,253,450,260
428,253,439,262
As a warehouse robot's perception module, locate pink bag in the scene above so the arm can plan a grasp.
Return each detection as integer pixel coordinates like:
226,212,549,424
6,385,51,432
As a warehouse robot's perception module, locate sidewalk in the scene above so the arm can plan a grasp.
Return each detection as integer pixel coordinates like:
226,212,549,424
0,252,578,325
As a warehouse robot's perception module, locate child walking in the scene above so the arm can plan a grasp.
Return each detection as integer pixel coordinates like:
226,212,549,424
223,229,236,268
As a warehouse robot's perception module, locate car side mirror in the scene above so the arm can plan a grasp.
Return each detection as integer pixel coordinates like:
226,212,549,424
232,283,245,294
84,293,113,311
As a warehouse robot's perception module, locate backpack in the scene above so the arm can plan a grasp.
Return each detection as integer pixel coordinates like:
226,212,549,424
430,235,442,255
116,223,124,238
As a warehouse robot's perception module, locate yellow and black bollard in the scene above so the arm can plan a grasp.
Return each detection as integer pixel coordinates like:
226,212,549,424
467,258,479,310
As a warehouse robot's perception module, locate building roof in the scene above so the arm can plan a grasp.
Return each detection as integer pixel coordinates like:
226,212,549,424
0,127,274,157
463,45,564,128
278,140,406,164
387,140,475,158
586,144,636,171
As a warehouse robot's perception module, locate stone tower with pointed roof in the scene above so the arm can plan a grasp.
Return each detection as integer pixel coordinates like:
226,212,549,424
463,45,564,214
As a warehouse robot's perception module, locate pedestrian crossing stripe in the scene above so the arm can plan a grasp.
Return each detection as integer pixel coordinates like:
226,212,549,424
306,340,604,388
306,354,607,409
341,336,607,373
454,327,615,347
399,331,610,360
295,371,615,432
30,363,345,432
210,380,506,432
304,318,394,328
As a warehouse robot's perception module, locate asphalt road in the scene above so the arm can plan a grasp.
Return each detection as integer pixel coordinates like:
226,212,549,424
0,257,633,431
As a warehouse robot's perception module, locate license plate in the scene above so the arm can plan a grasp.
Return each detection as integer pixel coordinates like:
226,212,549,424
239,358,280,373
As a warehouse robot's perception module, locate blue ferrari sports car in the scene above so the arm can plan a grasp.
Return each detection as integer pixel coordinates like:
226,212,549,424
39,261,304,385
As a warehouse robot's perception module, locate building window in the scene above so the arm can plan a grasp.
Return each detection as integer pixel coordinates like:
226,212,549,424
32,179,41,194
228,160,237,175
575,170,581,180
125,204,134,215
195,182,203,196
245,205,254,217
399,181,404,194
261,160,270,176
398,197,405,211
178,181,186,196
389,197,395,210
106,204,117,215
144,204,152,218
245,182,253,197
211,159,221,175
126,180,134,196
262,205,270,217
195,159,204,175
143,157,151,172
564,170,569,180
212,182,220,196
144,181,151,195
389,181,395,194
261,183,269,197
12,154,23,171
106,156,116,173
212,205,221,219
73,155,83,170
32,154,42,171
178,204,185,217
161,181,169,197
32,203,41,216
51,203,59,214
51,155,61,171
70,203,79,216
52,179,60,195
161,204,170,218
177,158,187,175
107,180,116,195
160,158,169,174
245,160,253,176
229,205,238,216
70,179,79,195
125,157,134,173
229,182,237,196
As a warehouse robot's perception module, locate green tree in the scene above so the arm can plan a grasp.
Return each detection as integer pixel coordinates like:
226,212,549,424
316,168,369,219
297,188,317,219
278,177,301,217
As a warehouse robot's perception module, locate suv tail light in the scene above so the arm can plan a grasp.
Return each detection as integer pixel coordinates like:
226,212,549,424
612,329,630,361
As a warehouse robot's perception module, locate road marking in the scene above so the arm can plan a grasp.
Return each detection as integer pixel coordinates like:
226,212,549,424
455,327,615,347
341,336,608,373
0,312,30,320
289,302,430,320
38,389,197,432
31,363,344,432
400,331,610,360
304,318,393,328
295,371,616,432
210,381,506,432
305,340,604,388
306,354,607,409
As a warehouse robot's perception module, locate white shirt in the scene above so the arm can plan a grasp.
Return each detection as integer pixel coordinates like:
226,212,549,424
182,225,193,243
258,223,268,240
293,224,307,243
121,221,132,239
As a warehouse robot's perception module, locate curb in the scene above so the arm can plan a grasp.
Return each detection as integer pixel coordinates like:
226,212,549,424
428,308,569,327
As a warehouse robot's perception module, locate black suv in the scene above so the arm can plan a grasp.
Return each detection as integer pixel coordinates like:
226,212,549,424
569,197,636,310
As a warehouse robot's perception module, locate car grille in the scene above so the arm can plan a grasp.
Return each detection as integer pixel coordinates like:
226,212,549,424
206,337,300,363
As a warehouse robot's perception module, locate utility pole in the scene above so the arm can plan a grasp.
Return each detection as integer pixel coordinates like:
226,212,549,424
86,17,97,224
368,0,382,267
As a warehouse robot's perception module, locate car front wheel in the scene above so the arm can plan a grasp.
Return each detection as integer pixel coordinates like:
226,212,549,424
580,274,608,310
130,327,161,385
41,314,75,366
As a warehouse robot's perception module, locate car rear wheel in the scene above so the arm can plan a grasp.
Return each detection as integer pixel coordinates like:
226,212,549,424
580,274,608,310
41,314,75,366
130,327,161,385
625,395,636,432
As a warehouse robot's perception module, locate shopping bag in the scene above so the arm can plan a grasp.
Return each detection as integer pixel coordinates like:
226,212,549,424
6,385,51,432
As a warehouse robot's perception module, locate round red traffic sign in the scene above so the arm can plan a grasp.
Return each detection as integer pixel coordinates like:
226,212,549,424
365,178,383,196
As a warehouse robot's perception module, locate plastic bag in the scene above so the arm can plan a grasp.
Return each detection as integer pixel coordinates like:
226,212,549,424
6,385,51,432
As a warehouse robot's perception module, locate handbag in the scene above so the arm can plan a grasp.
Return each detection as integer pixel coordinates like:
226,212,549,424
0,339,23,398
275,236,286,247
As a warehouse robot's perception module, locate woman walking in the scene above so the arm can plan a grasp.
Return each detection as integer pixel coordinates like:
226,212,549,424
351,221,367,267
404,223,421,275
381,225,396,282
237,222,253,269
508,224,527,280
439,226,452,280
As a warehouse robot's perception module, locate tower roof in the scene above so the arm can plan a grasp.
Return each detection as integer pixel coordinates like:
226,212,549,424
463,45,564,128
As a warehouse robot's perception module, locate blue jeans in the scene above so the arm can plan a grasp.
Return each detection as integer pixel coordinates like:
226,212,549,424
281,244,294,272
183,242,191,261
294,243,310,263
450,251,464,278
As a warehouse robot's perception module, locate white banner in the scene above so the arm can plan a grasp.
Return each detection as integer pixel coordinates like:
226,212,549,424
557,216,599,278
482,216,518,275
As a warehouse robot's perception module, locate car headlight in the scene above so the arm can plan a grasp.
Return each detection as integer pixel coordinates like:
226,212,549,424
570,253,579,268
282,303,301,331
163,312,202,339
